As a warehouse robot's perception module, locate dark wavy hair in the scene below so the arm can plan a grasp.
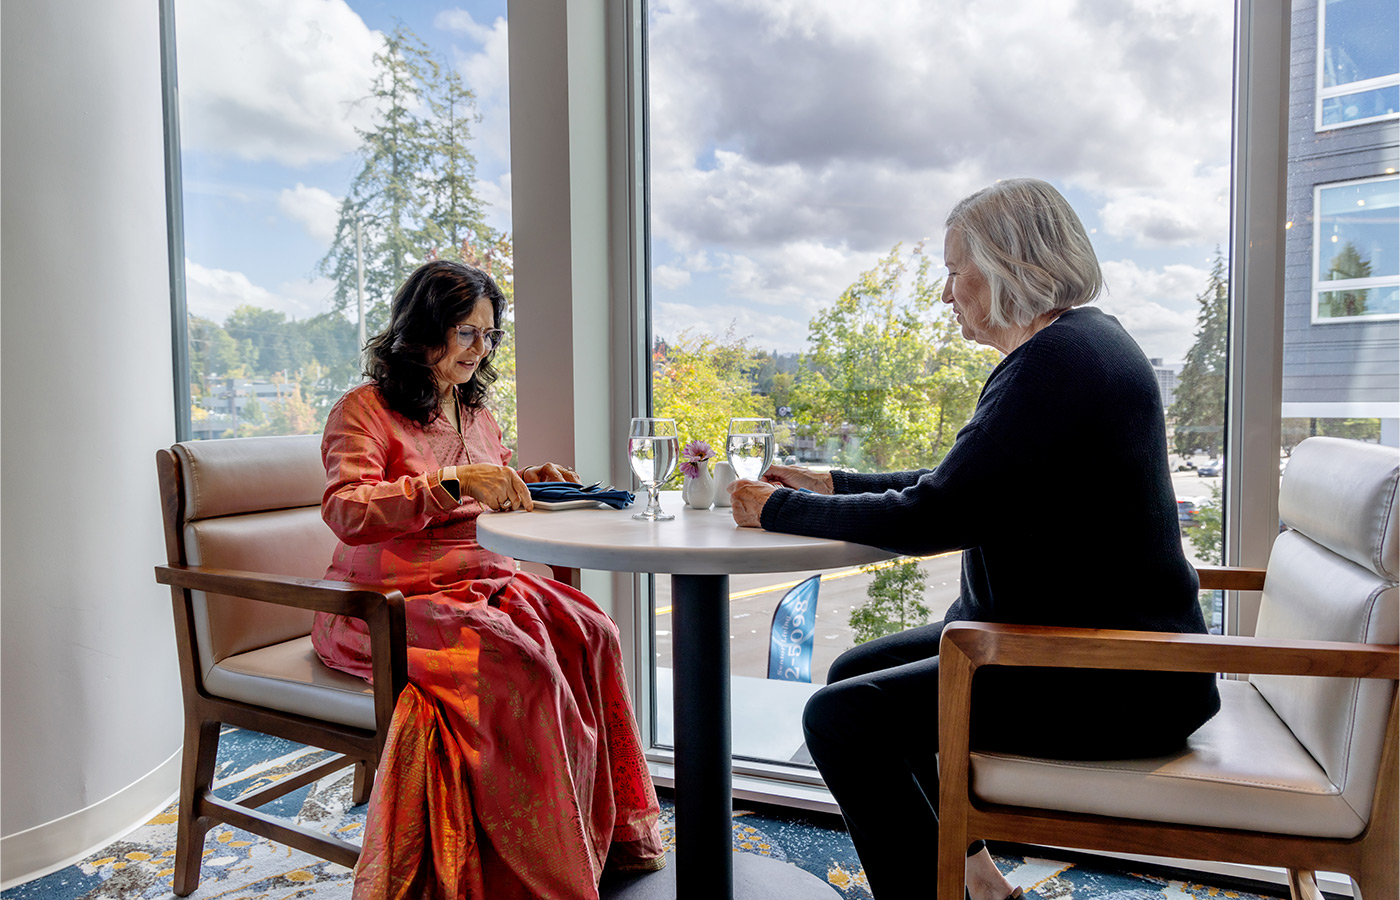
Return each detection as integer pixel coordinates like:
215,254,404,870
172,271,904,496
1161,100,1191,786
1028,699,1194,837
364,260,507,427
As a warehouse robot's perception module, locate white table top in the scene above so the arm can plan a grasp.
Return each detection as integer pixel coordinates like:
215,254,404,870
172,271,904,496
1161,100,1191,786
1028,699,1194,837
477,491,895,575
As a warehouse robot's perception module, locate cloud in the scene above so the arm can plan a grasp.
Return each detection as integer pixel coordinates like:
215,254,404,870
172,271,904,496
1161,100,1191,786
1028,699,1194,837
436,10,513,180
654,265,693,291
277,183,342,243
655,298,820,355
475,172,513,234
647,0,1234,255
1095,167,1231,246
1097,258,1211,362
185,260,338,324
653,240,893,352
174,0,382,166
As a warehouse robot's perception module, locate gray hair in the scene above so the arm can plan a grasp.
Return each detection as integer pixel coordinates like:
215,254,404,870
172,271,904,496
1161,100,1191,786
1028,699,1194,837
945,178,1103,329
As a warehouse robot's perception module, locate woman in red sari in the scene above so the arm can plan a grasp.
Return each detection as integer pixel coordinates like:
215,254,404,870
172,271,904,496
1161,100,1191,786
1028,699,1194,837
312,260,664,899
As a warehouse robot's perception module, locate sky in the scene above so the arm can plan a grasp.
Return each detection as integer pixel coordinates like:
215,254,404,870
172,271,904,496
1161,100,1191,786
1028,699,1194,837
175,0,1235,364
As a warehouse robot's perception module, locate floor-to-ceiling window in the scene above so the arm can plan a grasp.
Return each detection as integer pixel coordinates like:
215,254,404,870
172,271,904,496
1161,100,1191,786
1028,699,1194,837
641,0,1237,771
167,0,515,447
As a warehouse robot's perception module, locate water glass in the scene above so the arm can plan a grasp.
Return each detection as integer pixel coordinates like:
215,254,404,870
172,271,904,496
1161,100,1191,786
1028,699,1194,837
628,417,679,520
726,417,775,482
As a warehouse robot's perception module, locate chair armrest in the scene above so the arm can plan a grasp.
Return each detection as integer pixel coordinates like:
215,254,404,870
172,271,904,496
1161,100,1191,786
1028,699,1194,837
1195,565,1267,591
154,563,409,735
939,621,1398,681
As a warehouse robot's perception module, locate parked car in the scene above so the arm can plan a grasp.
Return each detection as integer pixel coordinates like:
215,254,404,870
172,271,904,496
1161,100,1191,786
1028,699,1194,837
1197,460,1222,477
1177,498,1203,527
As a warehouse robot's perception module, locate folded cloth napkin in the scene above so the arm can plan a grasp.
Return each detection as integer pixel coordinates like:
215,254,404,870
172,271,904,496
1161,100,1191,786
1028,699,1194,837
526,481,634,509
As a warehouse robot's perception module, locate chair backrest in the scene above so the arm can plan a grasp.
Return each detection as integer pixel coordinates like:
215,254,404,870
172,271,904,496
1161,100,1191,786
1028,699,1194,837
164,435,335,674
1253,436,1400,825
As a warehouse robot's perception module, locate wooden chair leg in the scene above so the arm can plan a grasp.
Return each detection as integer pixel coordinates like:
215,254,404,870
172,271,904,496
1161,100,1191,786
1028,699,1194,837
352,757,375,806
1355,847,1399,900
173,719,221,897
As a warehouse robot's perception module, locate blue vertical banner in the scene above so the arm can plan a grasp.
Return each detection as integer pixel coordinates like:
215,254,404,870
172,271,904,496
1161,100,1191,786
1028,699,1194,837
768,575,821,682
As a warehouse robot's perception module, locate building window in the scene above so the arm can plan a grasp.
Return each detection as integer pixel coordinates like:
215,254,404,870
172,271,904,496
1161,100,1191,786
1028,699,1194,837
1312,176,1400,322
1317,0,1400,130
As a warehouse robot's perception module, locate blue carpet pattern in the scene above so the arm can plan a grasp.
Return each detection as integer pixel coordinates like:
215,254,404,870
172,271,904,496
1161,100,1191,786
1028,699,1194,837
3,728,1286,899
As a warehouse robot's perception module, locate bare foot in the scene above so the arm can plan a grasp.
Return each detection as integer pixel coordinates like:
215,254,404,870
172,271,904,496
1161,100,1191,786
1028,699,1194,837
965,847,1019,900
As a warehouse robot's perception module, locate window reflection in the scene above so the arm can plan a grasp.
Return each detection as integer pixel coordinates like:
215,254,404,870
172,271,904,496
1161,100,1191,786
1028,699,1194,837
1313,177,1400,321
1318,0,1400,128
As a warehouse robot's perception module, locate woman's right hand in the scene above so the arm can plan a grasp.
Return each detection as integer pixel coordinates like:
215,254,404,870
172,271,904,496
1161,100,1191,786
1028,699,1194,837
761,464,834,494
450,464,534,512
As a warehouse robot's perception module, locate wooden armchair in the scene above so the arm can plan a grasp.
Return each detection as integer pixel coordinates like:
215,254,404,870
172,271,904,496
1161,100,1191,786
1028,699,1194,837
937,436,1400,900
154,435,409,896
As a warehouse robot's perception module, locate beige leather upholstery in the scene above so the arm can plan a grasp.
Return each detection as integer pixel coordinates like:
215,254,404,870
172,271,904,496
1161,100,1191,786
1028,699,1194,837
211,636,376,730
969,436,1400,840
1254,436,1400,833
1277,436,1399,580
972,679,1362,838
173,434,375,729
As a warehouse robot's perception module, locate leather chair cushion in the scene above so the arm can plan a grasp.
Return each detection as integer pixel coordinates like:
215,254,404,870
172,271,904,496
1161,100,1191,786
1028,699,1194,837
186,507,339,666
176,434,325,522
969,679,1366,838
1252,531,1398,827
207,636,376,731
1279,436,1400,580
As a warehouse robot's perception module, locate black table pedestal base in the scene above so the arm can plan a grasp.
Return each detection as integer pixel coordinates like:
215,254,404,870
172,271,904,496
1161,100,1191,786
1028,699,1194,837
599,852,843,899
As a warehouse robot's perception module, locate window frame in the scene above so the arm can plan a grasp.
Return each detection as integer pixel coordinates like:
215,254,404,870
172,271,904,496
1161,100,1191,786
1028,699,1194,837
1315,0,1400,131
1309,174,1400,324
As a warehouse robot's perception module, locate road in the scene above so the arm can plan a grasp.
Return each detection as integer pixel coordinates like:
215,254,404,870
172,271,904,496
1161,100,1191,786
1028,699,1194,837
651,466,1225,683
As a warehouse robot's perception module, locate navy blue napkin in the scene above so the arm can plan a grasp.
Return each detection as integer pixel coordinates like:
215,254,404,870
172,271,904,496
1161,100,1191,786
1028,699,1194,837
526,482,634,509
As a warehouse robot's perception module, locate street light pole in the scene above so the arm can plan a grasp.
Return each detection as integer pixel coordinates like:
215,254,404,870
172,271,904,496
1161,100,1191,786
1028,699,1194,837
355,214,366,355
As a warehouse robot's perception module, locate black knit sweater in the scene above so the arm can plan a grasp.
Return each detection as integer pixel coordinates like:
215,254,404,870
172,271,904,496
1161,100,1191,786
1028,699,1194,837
762,306,1220,756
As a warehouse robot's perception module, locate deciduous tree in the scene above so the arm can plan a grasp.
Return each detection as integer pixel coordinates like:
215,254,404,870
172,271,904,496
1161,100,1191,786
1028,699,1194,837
795,243,996,471
850,558,930,644
653,328,769,484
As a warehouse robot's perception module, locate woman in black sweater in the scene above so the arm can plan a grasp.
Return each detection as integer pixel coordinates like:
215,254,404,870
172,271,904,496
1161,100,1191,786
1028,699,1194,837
728,178,1219,900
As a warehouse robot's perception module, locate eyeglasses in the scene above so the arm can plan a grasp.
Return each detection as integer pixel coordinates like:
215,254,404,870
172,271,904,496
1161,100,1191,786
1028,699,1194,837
453,325,506,351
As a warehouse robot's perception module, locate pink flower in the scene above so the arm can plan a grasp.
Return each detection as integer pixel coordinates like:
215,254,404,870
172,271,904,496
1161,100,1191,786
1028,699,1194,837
679,439,715,479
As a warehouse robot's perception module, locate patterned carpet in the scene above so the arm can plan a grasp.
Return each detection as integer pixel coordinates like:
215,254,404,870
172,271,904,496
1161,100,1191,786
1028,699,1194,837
2,728,1287,900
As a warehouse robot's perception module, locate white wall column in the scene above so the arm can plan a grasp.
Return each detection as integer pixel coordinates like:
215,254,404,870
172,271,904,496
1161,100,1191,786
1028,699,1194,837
507,0,651,713
1,0,183,882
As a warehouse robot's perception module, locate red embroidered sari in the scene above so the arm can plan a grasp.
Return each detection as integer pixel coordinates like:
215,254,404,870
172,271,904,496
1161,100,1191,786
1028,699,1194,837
312,384,662,900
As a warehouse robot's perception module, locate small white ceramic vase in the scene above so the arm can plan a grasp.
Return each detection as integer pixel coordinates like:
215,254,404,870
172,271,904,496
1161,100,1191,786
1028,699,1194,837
681,462,716,509
711,460,737,507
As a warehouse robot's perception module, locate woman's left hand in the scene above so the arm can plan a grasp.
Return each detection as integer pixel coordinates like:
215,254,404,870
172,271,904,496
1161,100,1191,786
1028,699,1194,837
518,463,583,484
729,479,777,528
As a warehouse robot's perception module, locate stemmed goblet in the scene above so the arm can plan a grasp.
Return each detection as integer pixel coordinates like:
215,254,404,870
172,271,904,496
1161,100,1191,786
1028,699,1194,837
726,417,775,482
628,417,680,521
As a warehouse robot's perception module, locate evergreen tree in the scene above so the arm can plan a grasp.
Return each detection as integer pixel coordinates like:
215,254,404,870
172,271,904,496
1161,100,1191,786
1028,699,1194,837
418,68,489,259
1169,250,1229,458
1320,241,1373,317
319,26,441,334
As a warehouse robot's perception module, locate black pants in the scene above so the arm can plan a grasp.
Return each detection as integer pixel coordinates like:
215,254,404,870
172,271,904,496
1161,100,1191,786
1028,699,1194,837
801,620,983,899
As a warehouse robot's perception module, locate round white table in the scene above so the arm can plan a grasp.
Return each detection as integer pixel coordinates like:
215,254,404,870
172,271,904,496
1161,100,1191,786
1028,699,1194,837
478,492,895,900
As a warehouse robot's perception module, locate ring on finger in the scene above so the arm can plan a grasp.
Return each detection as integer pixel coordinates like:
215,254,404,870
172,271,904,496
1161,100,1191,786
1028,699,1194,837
500,499,513,511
